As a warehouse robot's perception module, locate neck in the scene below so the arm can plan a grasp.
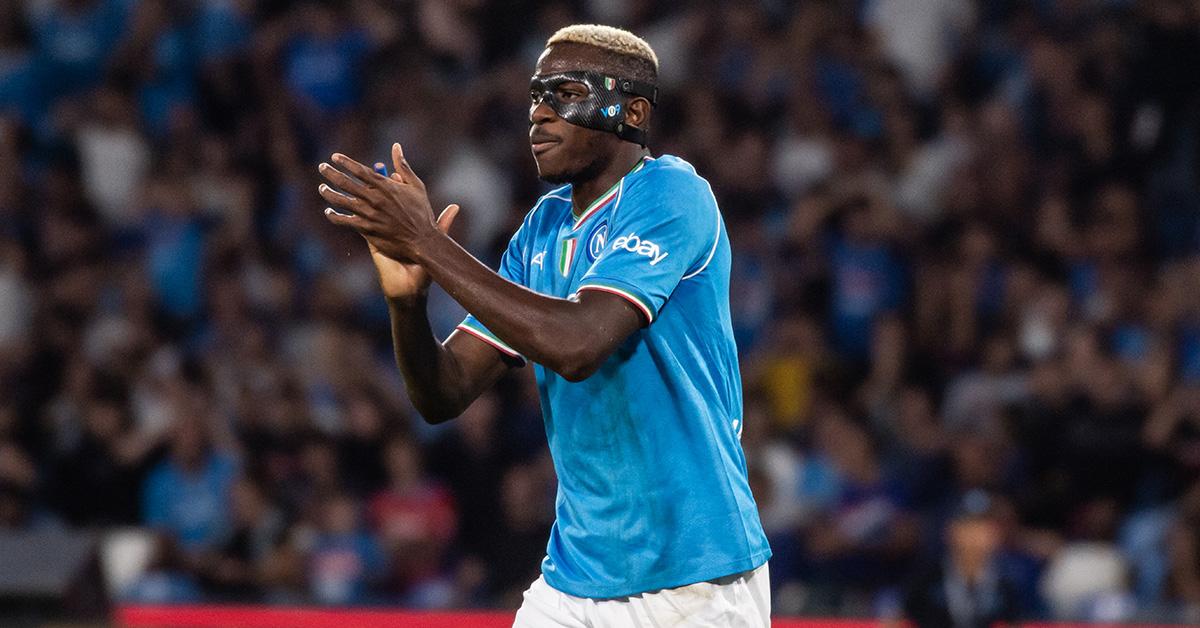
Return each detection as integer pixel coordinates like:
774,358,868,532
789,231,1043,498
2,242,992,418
571,144,649,216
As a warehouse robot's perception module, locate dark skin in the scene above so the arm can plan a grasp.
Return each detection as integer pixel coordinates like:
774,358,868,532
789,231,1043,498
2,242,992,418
317,43,655,422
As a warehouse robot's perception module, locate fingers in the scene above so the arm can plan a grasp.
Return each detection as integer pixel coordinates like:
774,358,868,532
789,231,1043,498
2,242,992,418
321,150,419,197
318,161,370,198
318,150,428,232
390,143,410,184
332,153,384,186
436,203,460,233
390,143,424,188
377,161,408,186
323,207,367,230
318,183,373,217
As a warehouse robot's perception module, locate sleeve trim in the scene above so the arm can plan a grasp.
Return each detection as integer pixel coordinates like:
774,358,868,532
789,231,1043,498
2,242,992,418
454,323,524,361
576,283,655,323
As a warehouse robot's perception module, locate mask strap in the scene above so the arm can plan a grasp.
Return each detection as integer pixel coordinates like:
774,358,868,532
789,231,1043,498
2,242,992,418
615,121,648,146
612,78,655,146
616,79,658,107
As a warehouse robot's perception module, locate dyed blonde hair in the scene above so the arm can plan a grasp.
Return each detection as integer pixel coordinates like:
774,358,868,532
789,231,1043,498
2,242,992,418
546,24,659,73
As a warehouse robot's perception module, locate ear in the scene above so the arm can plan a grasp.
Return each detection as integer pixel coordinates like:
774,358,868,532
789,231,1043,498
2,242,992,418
625,97,652,130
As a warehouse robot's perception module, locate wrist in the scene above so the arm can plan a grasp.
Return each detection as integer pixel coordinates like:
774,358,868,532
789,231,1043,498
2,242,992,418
386,291,428,310
411,226,449,265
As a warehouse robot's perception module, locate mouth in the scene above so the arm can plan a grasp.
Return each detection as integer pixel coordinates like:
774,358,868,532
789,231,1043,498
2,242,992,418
531,141,560,156
530,131,561,156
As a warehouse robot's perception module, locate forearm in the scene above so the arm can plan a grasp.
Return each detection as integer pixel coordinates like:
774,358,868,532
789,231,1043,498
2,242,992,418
387,295,479,421
316,151,634,380
415,232,606,378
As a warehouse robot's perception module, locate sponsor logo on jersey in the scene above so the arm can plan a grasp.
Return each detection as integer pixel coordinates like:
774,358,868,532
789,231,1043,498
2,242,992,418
586,221,608,263
611,232,669,266
531,251,545,268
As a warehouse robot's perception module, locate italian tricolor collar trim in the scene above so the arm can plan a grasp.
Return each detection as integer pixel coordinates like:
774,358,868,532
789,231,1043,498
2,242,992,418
570,156,650,231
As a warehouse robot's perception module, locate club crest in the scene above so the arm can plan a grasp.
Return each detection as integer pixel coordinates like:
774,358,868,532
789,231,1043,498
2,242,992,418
586,221,609,263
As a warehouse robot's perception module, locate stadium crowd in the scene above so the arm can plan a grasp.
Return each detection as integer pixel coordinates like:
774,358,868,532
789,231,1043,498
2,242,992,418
1,0,1200,623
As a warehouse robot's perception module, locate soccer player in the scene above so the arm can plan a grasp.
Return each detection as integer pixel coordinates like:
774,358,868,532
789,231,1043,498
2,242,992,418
317,24,771,626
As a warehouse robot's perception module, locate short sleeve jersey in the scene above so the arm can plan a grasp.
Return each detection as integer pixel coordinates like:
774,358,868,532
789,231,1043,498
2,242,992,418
457,154,771,599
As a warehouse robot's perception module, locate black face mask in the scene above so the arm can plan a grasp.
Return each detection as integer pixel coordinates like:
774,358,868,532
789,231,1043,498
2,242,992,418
529,70,658,147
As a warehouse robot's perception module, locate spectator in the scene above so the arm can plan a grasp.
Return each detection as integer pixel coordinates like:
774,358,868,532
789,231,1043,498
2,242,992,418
1166,480,1200,623
27,0,131,108
368,434,456,604
142,411,238,553
308,494,386,606
0,236,33,361
903,491,1022,628
121,535,204,604
826,196,908,359
50,386,158,526
424,392,507,560
802,411,920,603
484,464,553,606
1040,541,1134,622
198,477,287,602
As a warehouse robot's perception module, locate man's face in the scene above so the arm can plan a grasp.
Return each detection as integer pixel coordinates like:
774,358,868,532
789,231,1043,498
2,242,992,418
949,517,1001,565
529,44,621,184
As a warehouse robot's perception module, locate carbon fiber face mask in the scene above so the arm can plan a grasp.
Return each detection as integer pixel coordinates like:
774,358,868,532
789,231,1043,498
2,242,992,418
530,70,658,147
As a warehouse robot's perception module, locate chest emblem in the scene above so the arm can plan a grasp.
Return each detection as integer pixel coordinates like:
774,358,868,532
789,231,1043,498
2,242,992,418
558,238,578,277
586,221,608,264
531,251,545,268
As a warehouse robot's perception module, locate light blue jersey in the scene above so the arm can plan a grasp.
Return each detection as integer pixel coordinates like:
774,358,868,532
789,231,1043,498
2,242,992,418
457,154,771,599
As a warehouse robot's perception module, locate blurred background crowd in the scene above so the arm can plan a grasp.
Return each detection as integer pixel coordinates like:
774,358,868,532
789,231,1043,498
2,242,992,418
1,0,1200,624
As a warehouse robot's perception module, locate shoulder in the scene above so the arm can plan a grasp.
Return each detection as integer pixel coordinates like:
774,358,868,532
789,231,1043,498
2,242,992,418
621,156,719,232
630,155,714,199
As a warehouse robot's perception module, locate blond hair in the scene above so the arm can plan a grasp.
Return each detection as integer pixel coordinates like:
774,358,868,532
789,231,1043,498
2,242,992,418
546,24,659,72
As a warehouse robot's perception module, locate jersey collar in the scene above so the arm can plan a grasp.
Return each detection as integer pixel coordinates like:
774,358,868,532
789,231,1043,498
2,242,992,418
570,156,651,231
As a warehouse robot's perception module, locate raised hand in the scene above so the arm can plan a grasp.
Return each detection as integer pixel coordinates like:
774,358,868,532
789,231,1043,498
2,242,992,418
317,143,442,263
369,202,460,299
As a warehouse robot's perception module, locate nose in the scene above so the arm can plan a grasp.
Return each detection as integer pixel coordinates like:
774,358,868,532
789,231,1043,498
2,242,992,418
530,96,556,125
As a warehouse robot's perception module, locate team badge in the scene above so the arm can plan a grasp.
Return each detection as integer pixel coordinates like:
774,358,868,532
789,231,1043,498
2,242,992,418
586,221,608,263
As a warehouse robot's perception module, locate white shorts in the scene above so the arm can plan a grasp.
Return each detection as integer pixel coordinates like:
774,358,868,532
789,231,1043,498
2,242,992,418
512,563,770,628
